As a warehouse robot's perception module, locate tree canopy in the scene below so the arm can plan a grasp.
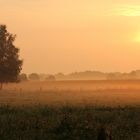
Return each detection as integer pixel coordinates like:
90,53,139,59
0,25,23,89
28,73,40,81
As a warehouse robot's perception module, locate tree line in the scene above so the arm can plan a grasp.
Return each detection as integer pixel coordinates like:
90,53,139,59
19,73,56,81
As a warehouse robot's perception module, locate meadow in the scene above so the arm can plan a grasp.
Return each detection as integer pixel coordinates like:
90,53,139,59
0,80,139,140
1,80,140,106
0,105,139,140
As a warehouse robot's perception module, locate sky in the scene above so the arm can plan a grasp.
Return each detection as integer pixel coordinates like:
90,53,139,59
1,0,140,74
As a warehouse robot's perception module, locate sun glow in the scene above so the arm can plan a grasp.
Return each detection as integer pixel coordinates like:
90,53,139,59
135,33,140,42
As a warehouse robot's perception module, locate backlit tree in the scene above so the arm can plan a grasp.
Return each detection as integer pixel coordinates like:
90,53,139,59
0,25,23,89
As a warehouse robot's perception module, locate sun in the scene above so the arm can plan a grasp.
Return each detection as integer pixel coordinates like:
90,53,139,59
135,32,140,42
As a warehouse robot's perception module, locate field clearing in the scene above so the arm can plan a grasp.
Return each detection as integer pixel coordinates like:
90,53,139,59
0,80,140,106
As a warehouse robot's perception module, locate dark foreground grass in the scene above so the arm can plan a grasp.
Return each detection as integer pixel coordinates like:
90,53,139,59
0,105,139,140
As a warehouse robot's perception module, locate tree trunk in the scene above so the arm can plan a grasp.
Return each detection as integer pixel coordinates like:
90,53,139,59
0,83,3,90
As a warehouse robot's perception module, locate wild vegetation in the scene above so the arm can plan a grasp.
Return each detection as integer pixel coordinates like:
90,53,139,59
0,105,139,140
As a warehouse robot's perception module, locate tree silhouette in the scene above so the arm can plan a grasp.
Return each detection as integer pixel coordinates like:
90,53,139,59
19,73,28,82
0,25,23,90
28,73,40,81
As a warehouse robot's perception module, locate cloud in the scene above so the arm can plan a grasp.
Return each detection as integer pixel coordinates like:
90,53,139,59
111,5,140,16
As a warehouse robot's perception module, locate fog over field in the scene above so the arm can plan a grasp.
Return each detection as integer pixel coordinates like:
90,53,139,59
1,80,140,106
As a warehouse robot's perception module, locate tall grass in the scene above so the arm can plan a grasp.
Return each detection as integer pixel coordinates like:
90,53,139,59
0,105,139,140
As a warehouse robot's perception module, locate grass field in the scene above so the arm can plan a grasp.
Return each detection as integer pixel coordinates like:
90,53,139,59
0,80,140,106
0,105,139,140
0,80,139,139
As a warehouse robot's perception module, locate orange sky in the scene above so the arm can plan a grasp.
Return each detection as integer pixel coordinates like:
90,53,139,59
1,0,140,74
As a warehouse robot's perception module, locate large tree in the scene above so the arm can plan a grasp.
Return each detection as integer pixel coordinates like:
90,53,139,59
0,25,23,90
